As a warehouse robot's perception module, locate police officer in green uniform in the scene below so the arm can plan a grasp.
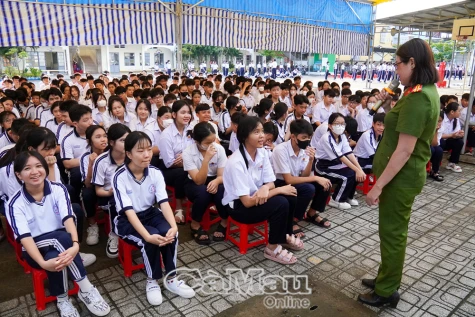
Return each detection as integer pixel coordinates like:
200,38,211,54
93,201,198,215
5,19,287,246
358,38,440,308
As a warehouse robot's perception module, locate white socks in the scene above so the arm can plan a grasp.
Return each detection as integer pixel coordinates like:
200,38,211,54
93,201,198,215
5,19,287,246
76,276,93,293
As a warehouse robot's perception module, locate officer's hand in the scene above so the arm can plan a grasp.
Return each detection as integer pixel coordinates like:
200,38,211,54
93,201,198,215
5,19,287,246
365,186,381,206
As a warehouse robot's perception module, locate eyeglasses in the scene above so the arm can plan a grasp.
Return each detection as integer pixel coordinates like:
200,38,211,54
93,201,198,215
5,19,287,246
395,61,404,69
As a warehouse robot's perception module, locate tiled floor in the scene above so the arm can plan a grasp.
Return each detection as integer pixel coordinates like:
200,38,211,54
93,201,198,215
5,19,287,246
1,161,475,317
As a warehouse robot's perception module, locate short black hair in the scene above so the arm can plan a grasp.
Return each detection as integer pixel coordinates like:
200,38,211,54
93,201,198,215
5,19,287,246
294,95,309,106
10,118,32,135
14,151,49,177
323,89,336,98
69,104,92,122
341,88,352,96
373,113,385,124
289,119,313,136
195,103,211,113
263,121,278,142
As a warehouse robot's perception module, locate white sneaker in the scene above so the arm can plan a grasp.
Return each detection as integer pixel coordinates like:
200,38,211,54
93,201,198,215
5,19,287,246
328,198,351,210
146,280,163,306
86,224,99,246
80,252,96,267
106,233,119,259
78,286,110,316
347,198,359,206
57,299,80,317
446,163,462,173
164,277,195,299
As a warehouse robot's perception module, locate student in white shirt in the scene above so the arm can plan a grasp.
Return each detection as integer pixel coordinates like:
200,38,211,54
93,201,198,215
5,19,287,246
91,123,131,258
183,123,228,244
273,120,333,235
229,112,247,153
356,94,377,139
44,101,63,137
218,96,242,147
113,131,195,306
0,117,29,149
200,81,213,106
134,99,160,158
283,95,311,140
222,116,303,265
312,89,336,127
252,98,274,124
37,88,62,127
315,113,366,210
80,125,108,246
103,96,137,131
210,91,225,124
354,113,385,170
158,100,194,223
154,106,173,151
91,93,108,126
266,103,286,146
440,103,464,172
337,88,355,118
6,151,110,317
429,113,444,181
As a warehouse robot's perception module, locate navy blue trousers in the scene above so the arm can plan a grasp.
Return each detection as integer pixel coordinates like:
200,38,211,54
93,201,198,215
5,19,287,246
315,166,356,202
115,207,177,279
184,177,227,223
23,230,87,296
430,146,443,173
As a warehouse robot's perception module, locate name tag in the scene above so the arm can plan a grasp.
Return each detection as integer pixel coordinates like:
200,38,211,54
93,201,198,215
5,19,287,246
27,218,35,224
126,189,133,194
73,145,81,148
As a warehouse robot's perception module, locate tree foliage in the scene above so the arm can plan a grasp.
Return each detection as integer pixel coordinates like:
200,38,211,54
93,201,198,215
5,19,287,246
429,40,470,62
181,45,242,61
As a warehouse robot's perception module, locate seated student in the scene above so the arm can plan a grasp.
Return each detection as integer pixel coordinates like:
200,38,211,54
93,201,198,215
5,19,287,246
91,93,108,126
429,112,444,181
164,93,178,108
134,99,160,158
7,151,110,317
44,101,63,136
315,113,366,210
353,113,385,171
183,123,228,244
25,91,41,122
311,89,336,128
188,103,220,141
37,88,62,127
272,120,333,234
158,100,194,224
103,96,137,131
0,117,29,149
80,125,109,246
356,94,377,140
229,112,247,153
210,91,224,124
440,102,464,173
0,110,17,134
60,105,94,203
284,95,311,140
270,102,288,146
91,124,131,258
56,101,78,145
218,96,242,148
222,116,303,265
113,132,195,305
263,121,279,156
252,98,274,124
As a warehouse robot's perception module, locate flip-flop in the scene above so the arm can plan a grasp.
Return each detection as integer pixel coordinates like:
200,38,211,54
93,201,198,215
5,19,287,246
305,213,331,228
190,226,211,245
213,223,227,242
175,209,186,225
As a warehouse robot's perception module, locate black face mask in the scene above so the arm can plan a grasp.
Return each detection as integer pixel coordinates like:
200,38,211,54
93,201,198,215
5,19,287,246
296,139,310,150
180,92,188,98
215,101,222,107
235,105,243,112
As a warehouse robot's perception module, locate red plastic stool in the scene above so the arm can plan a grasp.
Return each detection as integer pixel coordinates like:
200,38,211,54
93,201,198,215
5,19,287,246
31,266,79,311
94,207,111,235
6,222,30,273
226,218,268,254
166,185,176,210
185,204,221,231
118,238,145,277
356,174,377,195
426,162,431,173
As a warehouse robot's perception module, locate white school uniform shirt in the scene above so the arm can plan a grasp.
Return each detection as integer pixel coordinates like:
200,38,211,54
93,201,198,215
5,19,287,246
92,108,107,126
0,143,15,158
166,62,171,70
25,105,37,121
200,94,213,106
44,118,61,136
312,101,336,124
0,131,14,149
91,150,121,191
103,112,137,131
353,128,380,159
333,63,338,70
361,64,367,72
79,151,93,182
271,119,286,145
336,104,351,117
222,147,276,207
272,140,310,180
241,94,256,110
283,112,311,133
56,122,73,144
211,63,218,71
126,98,137,114
356,108,373,132
39,109,54,127
183,142,227,179
6,180,74,242
310,122,328,149
34,105,46,121
229,132,240,153
134,117,160,146
257,63,261,69
316,131,353,170
218,111,231,133
281,96,292,109
158,122,194,168
112,165,168,217
441,114,462,135
60,128,89,160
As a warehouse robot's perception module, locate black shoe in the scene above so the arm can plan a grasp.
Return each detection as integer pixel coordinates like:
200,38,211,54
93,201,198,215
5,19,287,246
362,278,376,289
358,291,400,308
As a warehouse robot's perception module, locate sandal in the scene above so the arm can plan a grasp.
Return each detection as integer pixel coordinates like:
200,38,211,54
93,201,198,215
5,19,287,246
174,209,186,225
429,172,444,182
264,245,297,265
213,223,227,242
282,234,304,251
190,226,211,245
292,221,305,239
305,213,331,228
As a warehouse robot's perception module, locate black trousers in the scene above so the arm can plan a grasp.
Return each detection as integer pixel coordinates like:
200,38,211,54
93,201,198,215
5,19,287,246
430,146,443,173
315,166,356,202
158,160,187,200
184,177,227,222
228,195,294,245
467,128,475,147
440,138,463,163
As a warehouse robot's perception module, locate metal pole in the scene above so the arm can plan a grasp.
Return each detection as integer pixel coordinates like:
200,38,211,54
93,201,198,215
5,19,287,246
175,0,183,73
461,54,475,154
447,40,457,88
462,41,471,91
397,27,401,48
365,4,376,89
429,32,432,45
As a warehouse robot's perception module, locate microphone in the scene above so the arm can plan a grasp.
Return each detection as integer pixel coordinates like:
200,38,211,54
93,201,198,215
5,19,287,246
369,79,400,115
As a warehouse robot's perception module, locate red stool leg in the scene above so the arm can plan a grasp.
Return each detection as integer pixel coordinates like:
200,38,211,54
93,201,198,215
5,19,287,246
32,268,47,311
238,224,249,254
201,209,211,231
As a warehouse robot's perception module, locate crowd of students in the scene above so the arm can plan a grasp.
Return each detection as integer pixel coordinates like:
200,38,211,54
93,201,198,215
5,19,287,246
0,70,471,315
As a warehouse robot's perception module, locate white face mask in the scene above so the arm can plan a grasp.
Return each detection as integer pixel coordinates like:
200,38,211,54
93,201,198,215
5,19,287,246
127,97,134,102
258,86,264,92
234,93,240,98
264,93,270,97
97,100,107,108
162,118,173,128
367,103,375,109
332,125,346,136
308,98,315,103
42,102,48,107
